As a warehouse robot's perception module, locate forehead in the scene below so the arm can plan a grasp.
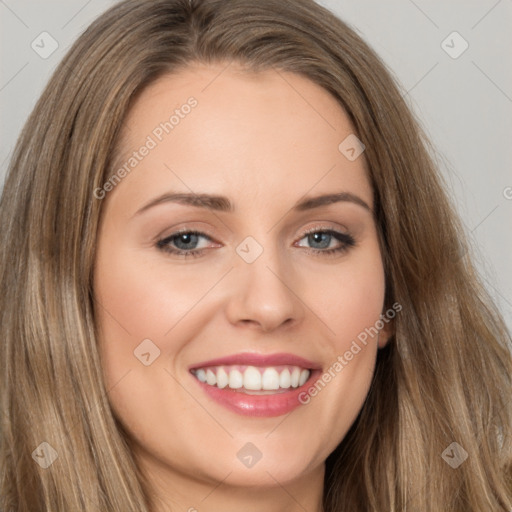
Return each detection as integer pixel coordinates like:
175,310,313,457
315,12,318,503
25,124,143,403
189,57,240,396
109,63,372,213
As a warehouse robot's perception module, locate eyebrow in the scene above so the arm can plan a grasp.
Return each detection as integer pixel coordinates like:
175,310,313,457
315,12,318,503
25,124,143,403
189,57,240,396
134,190,372,216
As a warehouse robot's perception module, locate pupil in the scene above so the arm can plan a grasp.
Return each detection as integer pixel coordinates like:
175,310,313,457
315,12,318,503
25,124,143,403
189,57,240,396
175,233,198,249
309,232,330,249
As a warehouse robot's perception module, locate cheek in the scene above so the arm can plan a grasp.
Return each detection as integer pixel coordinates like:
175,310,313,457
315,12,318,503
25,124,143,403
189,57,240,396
329,264,385,344
93,242,233,480
94,243,217,341
92,234,213,410
302,244,386,350
294,247,385,442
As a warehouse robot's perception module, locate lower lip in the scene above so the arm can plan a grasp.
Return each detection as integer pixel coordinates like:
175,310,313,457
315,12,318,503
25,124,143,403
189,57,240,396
192,370,321,417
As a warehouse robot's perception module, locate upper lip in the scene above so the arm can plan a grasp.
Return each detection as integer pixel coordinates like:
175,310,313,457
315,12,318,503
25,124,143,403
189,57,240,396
189,352,322,371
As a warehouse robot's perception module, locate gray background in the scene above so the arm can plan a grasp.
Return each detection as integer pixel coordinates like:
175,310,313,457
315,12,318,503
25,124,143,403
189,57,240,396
1,0,511,331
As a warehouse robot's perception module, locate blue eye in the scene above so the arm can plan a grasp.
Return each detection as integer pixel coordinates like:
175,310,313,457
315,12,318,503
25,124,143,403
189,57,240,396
156,228,356,258
157,230,211,258
296,229,356,256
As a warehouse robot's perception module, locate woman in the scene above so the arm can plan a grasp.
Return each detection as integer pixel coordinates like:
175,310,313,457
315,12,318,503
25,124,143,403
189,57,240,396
1,0,511,510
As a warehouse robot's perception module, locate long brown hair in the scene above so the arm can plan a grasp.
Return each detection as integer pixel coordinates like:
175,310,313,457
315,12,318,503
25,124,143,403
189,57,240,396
1,0,511,510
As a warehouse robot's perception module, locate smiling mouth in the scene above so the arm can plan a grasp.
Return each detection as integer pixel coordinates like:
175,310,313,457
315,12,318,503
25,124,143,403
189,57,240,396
191,364,311,394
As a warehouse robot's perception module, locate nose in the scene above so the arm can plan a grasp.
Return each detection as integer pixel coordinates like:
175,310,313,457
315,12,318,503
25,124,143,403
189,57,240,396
224,246,304,332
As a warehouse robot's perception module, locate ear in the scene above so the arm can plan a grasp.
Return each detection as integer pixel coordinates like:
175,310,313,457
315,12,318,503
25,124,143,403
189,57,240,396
377,318,394,349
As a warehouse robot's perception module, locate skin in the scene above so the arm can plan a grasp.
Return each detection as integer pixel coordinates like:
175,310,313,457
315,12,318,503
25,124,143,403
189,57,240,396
94,63,391,512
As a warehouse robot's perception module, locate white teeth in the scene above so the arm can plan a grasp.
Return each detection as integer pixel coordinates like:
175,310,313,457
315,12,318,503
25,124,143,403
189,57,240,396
290,368,300,387
279,368,291,388
243,366,261,390
216,367,229,389
206,369,217,386
194,365,311,391
261,368,280,390
228,369,243,389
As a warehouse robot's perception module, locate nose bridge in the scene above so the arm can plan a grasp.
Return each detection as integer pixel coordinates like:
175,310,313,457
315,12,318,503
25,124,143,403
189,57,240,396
225,233,302,331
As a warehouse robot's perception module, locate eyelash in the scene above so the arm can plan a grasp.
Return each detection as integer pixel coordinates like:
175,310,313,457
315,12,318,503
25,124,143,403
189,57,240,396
156,226,356,259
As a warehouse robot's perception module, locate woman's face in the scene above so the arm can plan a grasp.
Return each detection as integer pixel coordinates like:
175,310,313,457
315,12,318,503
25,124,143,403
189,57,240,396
94,63,390,502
